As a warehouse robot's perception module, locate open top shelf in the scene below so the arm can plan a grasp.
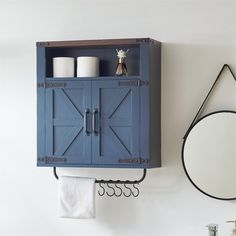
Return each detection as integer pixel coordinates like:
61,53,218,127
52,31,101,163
37,38,161,78
45,45,140,77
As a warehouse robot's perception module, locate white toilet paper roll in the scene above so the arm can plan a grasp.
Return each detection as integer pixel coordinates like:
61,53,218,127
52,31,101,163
53,57,75,78
77,57,99,77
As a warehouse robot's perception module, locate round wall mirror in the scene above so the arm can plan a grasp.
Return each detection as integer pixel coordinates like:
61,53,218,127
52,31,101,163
182,111,236,200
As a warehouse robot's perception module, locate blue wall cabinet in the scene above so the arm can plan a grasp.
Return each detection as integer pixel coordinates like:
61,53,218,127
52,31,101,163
37,38,161,168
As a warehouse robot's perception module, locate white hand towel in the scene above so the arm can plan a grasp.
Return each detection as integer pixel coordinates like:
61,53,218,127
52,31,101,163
58,176,96,219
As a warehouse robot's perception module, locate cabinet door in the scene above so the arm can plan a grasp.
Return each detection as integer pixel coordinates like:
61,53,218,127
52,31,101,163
92,80,140,165
45,81,91,165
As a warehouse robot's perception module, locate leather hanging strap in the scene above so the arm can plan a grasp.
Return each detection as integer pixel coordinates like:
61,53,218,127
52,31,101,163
183,64,236,140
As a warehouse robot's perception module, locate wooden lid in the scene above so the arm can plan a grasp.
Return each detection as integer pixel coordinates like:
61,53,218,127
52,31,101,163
36,38,160,47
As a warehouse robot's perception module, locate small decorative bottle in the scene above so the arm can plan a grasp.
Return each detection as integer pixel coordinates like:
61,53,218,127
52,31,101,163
115,49,129,76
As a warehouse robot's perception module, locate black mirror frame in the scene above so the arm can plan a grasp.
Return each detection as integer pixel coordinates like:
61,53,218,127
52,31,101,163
182,110,236,200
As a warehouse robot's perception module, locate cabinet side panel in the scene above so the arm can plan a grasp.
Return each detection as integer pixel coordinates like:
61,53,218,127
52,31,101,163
140,43,150,163
37,47,46,165
149,43,161,167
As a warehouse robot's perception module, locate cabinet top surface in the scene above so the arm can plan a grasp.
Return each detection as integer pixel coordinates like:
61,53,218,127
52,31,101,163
36,38,161,48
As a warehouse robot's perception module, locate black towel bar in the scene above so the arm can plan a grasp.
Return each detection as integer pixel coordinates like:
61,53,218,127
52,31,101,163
53,167,147,197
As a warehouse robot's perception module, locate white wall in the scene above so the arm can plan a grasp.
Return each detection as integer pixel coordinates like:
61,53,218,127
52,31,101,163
0,0,236,235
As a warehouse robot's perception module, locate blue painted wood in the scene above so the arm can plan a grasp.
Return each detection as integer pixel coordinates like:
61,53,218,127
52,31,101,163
37,47,45,165
140,42,150,163
92,80,140,165
40,162,149,168
46,76,140,81
45,81,92,165
37,38,161,168
45,88,53,157
149,41,161,167
54,89,83,118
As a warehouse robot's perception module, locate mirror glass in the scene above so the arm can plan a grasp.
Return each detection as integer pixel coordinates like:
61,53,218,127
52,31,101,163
182,111,236,200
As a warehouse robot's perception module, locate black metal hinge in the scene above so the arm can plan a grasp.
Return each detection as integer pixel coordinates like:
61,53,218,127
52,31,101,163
37,82,67,89
38,157,67,163
118,80,149,87
119,158,149,164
